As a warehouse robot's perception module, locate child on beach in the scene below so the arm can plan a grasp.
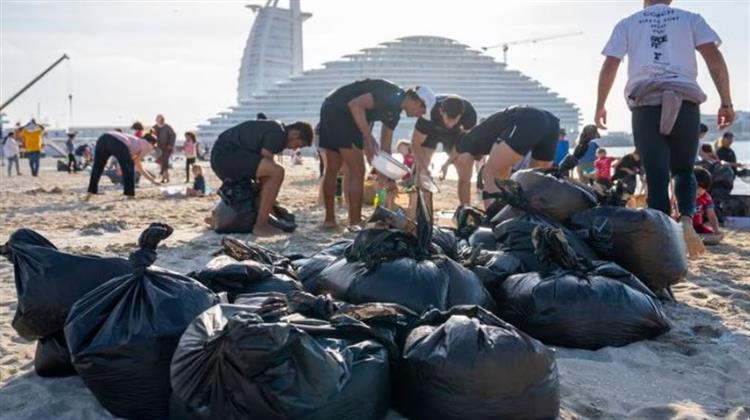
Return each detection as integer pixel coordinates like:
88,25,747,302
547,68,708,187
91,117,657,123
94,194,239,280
184,132,198,183
396,139,415,182
186,165,206,197
594,148,617,188
692,167,721,238
3,133,21,176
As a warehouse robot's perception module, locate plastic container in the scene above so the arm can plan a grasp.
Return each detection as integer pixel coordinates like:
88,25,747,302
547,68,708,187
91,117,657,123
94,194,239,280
371,151,409,180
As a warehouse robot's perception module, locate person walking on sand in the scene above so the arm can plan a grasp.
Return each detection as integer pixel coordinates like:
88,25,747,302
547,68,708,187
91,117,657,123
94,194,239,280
410,95,477,205
595,0,734,258
153,114,176,183
184,131,198,183
455,106,560,209
3,132,21,176
318,79,433,230
210,119,313,236
85,131,160,200
20,119,44,177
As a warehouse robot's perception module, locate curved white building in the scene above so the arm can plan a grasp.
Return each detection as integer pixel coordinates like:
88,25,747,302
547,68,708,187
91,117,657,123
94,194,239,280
200,8,581,147
237,0,310,101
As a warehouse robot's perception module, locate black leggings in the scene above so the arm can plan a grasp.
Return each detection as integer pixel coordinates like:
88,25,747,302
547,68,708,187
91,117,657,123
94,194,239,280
632,101,699,217
186,157,196,182
88,134,136,196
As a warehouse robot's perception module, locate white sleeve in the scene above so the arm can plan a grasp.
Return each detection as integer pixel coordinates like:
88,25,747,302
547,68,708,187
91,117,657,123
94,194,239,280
602,20,628,59
692,14,721,48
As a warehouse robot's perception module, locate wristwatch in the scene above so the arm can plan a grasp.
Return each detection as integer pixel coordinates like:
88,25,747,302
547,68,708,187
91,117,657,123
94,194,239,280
721,103,733,108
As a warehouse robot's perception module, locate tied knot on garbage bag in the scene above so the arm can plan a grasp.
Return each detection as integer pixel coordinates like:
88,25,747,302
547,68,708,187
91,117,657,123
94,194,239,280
129,223,173,272
532,224,592,272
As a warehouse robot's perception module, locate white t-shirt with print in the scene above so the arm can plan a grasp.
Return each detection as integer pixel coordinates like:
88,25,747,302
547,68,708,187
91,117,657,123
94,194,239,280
602,4,721,98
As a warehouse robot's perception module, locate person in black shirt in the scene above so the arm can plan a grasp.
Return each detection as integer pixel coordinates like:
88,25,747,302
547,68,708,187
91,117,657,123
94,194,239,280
612,150,643,196
317,79,434,228
411,95,477,205
715,132,743,173
455,106,560,208
211,119,313,236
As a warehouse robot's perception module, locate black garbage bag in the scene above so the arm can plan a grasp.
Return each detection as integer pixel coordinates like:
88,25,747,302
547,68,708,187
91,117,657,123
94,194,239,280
496,264,671,350
468,227,497,251
292,240,351,292
65,223,220,419
570,206,688,291
432,227,462,260
221,237,297,277
0,228,131,340
34,330,76,377
396,306,559,420
213,181,260,234
495,225,670,349
467,250,523,296
453,205,486,239
170,304,391,420
509,169,597,222
188,255,302,302
494,212,597,273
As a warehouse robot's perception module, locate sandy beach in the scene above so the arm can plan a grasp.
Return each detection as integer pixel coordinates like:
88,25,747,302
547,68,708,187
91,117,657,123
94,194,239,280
0,157,748,419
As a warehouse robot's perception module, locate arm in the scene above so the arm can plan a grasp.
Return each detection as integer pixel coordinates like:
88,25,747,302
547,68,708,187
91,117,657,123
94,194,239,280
410,130,430,173
697,43,734,128
705,207,721,234
380,125,393,154
595,56,621,130
133,156,159,185
347,93,377,160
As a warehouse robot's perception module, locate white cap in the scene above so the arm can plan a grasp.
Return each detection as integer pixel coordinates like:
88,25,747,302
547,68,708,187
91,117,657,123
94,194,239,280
415,86,436,116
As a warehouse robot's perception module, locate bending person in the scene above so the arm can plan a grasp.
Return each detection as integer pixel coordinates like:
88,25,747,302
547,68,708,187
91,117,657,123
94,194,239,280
211,119,313,236
411,95,477,205
85,131,159,200
318,78,433,229
456,106,560,209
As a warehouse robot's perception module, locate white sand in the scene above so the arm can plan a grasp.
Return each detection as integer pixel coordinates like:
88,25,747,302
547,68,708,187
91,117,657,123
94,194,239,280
0,158,748,419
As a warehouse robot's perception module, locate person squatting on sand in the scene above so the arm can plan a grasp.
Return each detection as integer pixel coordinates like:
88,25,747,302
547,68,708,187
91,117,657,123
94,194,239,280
595,0,734,258
455,105,560,209
317,78,434,229
84,131,160,200
210,119,313,236
410,94,477,205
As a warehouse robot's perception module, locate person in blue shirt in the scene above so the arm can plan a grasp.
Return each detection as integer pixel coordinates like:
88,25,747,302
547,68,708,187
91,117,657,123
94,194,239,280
186,164,206,197
553,129,569,166
575,125,601,183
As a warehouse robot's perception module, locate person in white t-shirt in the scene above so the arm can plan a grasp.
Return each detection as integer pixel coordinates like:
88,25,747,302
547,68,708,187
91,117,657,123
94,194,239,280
3,133,21,176
595,0,734,259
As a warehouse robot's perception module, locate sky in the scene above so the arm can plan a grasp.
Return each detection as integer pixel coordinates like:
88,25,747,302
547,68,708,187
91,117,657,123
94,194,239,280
1,0,748,134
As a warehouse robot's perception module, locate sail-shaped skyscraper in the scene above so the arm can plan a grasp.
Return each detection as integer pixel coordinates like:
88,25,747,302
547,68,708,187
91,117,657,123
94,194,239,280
199,2,580,145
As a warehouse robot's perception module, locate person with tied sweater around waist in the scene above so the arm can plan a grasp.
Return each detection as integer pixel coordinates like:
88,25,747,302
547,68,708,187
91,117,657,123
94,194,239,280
84,131,160,200
595,0,734,258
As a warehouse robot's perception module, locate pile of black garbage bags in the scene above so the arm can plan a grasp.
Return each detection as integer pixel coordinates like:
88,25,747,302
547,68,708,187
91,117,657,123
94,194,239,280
0,169,685,419
212,180,297,234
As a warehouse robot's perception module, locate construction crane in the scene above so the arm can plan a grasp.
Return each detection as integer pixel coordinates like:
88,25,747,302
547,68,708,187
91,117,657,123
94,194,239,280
482,32,583,65
0,53,70,112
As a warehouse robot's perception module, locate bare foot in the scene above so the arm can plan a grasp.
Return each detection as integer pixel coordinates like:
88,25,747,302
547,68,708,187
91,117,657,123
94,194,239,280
253,224,282,237
321,220,338,230
680,216,705,259
82,193,93,202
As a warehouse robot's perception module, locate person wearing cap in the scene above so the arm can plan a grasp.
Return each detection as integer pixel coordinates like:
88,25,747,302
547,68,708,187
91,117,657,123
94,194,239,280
411,95,477,205
317,78,432,229
595,0,734,258
456,106,560,209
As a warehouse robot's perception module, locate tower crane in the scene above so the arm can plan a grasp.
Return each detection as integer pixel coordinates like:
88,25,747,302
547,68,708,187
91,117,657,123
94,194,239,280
481,32,583,65
0,54,70,112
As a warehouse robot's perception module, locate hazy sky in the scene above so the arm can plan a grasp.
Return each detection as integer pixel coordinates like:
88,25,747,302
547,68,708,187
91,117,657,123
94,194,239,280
1,0,748,134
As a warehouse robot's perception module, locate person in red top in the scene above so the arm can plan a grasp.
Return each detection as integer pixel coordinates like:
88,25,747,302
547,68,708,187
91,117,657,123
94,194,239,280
594,148,617,187
396,140,415,181
692,166,721,236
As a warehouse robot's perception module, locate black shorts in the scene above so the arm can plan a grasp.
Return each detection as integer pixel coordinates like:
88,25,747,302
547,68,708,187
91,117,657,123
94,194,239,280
211,146,263,182
317,101,363,151
457,109,559,161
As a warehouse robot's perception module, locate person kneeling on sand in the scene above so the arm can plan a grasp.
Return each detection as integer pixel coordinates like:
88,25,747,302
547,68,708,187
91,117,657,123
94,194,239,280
186,165,206,197
85,131,160,200
691,166,722,244
210,119,313,236
455,106,560,210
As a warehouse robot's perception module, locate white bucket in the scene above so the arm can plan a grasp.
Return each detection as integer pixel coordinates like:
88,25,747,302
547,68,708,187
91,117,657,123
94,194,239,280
372,151,410,180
